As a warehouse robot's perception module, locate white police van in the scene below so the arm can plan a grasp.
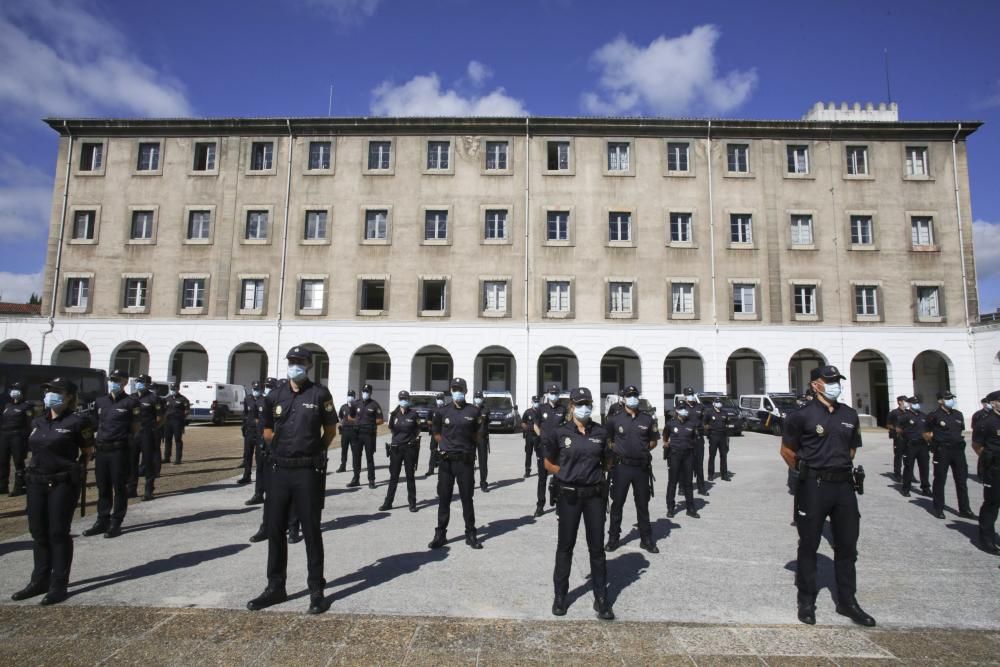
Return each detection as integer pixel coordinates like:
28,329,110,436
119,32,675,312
181,381,246,425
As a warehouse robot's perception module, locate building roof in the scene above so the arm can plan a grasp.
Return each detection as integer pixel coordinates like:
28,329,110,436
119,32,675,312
0,302,41,316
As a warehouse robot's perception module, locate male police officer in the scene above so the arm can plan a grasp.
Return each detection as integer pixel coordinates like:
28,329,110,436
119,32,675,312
705,398,732,482
899,395,932,497
886,396,908,482
238,382,262,485
780,365,875,627
606,389,625,420
925,391,974,520
973,390,1000,555
429,378,483,549
605,385,660,553
535,383,567,517
1,381,35,496
473,390,491,492
425,393,445,476
521,396,540,479
247,378,276,508
162,383,190,465
131,374,163,501
664,403,699,518
381,390,420,512
84,370,138,538
347,383,383,489
336,389,356,473
680,387,709,496
248,346,337,614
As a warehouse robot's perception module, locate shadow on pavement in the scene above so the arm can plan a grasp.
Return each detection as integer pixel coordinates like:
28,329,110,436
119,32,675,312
784,553,837,604
945,518,981,545
321,511,390,531
321,548,449,601
155,483,237,499
0,539,32,558
122,507,256,535
477,514,537,543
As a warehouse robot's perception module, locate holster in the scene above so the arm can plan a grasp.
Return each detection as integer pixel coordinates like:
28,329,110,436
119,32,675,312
852,465,865,495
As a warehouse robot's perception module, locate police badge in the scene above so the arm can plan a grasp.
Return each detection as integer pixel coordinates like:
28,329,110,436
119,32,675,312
543,412,549,419
673,427,679,433
275,405,282,416
816,424,825,435
563,436,572,447
940,421,946,427
444,417,451,425
618,425,624,433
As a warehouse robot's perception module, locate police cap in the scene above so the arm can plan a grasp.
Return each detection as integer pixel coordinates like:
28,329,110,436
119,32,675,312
285,346,312,363
450,377,468,392
896,395,909,402
809,365,846,382
42,377,77,395
398,390,410,400
264,377,278,389
545,382,560,394
136,374,152,385
570,387,593,404
251,381,260,390
362,383,373,393
531,395,539,402
624,385,640,397
109,369,128,381
909,395,921,403
682,386,696,395
937,390,955,400
474,390,484,399
347,389,356,397
9,381,23,391
985,390,1000,402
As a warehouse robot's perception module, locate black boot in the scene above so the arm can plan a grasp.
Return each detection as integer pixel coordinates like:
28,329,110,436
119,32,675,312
247,586,288,611
797,595,817,625
41,587,68,606
104,521,123,538
287,525,302,544
552,594,567,616
667,506,676,519
142,479,154,501
335,463,346,473
524,468,531,478
593,596,615,621
249,527,267,543
368,479,376,489
534,505,544,518
126,486,138,498
83,520,110,537
347,476,361,488
409,504,418,513
686,508,701,519
428,529,447,549
307,592,329,615
236,475,251,485
836,601,876,627
465,531,483,549
11,580,48,601
9,472,25,497
604,535,620,552
244,493,265,506
639,538,660,554
379,500,392,512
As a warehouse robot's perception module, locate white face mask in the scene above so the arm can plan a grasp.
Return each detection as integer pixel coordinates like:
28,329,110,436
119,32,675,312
819,382,841,402
9,390,22,400
399,400,410,408
677,409,689,418
573,405,592,421
685,395,695,402
911,403,922,411
944,399,956,409
547,392,558,403
435,399,444,407
713,402,722,409
473,397,483,406
362,392,370,400
264,387,272,396
625,396,639,409
532,402,540,409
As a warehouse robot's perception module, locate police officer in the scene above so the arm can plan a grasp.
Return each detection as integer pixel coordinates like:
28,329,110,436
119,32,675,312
899,395,932,498
248,346,337,614
606,389,625,420
162,383,190,465
84,370,138,538
425,393,445,476
473,390,491,492
248,378,300,543
972,390,1000,554
380,390,420,512
1,381,35,496
780,365,875,627
9,378,93,605
238,382,262,485
680,387,709,496
544,387,614,620
246,379,273,507
429,378,483,550
130,375,163,501
972,397,993,430
663,402,700,519
335,389,356,473
347,383,383,489
925,391,975,520
521,396,540,479
535,384,567,517
705,397,732,482
605,385,659,553
886,396,908,482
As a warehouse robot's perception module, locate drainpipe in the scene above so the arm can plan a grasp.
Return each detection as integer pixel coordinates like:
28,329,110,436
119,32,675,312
40,122,74,364
951,124,972,334
523,117,530,407
706,121,718,333
274,119,294,375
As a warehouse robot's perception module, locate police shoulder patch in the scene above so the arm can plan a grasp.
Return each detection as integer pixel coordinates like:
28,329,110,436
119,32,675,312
815,424,825,435
324,401,334,412
563,436,572,447
275,405,283,416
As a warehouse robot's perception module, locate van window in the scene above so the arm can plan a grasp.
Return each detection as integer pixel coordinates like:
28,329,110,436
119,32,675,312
746,397,761,410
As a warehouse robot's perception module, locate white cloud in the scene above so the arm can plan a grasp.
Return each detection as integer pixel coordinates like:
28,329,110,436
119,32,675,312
302,0,381,24
974,220,1000,280
0,0,193,119
0,153,52,240
0,272,43,303
582,25,757,116
371,66,528,117
467,61,492,86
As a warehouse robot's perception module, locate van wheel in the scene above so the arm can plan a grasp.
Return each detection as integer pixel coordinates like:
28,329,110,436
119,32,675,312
212,408,227,426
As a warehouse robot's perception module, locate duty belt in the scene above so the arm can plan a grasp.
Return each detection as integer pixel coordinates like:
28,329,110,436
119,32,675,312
26,469,76,485
95,440,129,452
438,450,473,462
800,466,853,483
272,455,324,468
554,480,602,498
615,455,649,467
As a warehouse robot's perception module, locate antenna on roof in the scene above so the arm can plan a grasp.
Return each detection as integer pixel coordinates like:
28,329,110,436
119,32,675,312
328,85,333,117
883,48,892,104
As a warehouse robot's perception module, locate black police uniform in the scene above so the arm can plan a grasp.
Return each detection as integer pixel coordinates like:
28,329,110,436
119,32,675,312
349,392,383,487
899,406,931,496
132,388,163,499
972,405,1000,549
972,405,993,430
89,390,138,535
886,403,906,480
430,392,482,547
475,397,491,490
249,380,300,542
426,399,443,476
1,393,35,495
704,405,731,480
683,399,708,494
520,403,540,479
337,394,356,472
162,391,189,464
536,396,567,516
240,391,260,484
382,405,420,510
926,404,972,516
606,407,659,549
664,415,699,516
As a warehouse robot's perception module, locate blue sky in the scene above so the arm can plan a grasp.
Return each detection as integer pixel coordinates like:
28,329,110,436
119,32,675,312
2,0,999,311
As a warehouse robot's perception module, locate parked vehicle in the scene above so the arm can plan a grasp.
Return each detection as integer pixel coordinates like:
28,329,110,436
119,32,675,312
407,391,443,431
180,381,246,425
697,392,747,436
0,363,107,415
738,393,800,435
482,391,519,433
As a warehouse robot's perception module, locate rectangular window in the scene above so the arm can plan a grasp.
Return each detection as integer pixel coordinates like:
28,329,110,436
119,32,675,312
130,210,154,240
547,281,571,313
855,286,878,316
422,280,447,312
608,282,633,313
304,210,327,240
65,278,89,308
365,209,388,240
361,279,386,311
241,279,265,310
79,143,103,171
793,285,817,315
485,141,508,170
193,142,216,171
182,278,206,309
368,141,391,170
426,141,450,169
917,286,940,318
607,142,630,171
730,214,753,244
187,210,211,240
733,283,756,314
137,142,160,171
727,144,749,173
546,141,570,170
424,210,448,240
667,142,689,172
250,142,273,171
300,280,324,310
608,212,631,242
906,146,928,176
308,141,331,170
850,215,874,245
483,280,507,312
911,216,934,247
671,283,694,314
789,215,814,245
72,210,95,240
245,210,269,240
124,278,148,308
546,211,569,241
484,209,507,240
670,213,692,243
846,145,868,175
787,145,809,174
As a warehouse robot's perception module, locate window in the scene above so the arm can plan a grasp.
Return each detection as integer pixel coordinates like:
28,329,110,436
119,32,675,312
727,144,749,173
300,279,324,310
304,210,327,240
361,279,386,311
182,278,206,309
671,283,694,314
789,215,814,245
546,141,570,170
72,210,95,240
485,141,508,170
365,209,388,240
608,282,633,314
855,286,878,317
79,143,103,171
917,286,941,318
193,142,216,171
607,142,630,171
846,145,868,175
608,212,631,242
241,279,265,310
483,281,507,313
667,142,689,172
730,214,753,244
124,278,148,308
427,141,450,170
308,141,331,170
484,209,507,240
547,281,571,313
787,145,809,174
250,142,273,171
368,141,391,170
137,142,160,171
424,210,448,241
850,215,874,245
547,211,569,241
187,210,211,240
911,216,934,247
733,284,756,314
65,278,89,308
421,280,447,312
245,210,269,240
670,213,692,243
905,146,928,176
130,210,154,240
793,285,817,315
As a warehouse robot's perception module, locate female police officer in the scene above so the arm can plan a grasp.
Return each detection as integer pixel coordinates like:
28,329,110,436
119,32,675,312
11,378,93,605
543,387,614,620
380,390,420,512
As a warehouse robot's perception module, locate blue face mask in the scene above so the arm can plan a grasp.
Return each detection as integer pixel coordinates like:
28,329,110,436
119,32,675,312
911,403,921,411
625,396,639,408
399,400,410,408
168,389,176,396
287,365,307,382
944,399,956,409
44,392,64,411
474,397,483,406
532,402,540,409
821,382,842,402
9,390,21,400
574,404,592,421
547,392,558,403
362,392,370,400
264,388,272,396
134,382,146,392
109,381,121,394
252,390,261,398
435,399,444,407
452,391,466,402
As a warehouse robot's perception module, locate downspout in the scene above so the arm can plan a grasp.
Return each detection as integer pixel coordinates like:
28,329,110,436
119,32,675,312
40,122,74,364
274,119,294,375
523,117,530,408
951,124,972,334
706,121,718,333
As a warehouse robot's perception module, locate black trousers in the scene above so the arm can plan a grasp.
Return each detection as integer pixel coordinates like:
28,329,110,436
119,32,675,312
902,439,931,492
384,443,418,507
692,437,706,489
257,459,299,533
266,466,324,594
242,431,258,480
94,447,129,523
476,435,490,485
535,455,549,508
137,428,160,493
339,429,354,466
0,431,27,488
127,435,140,493
608,463,652,541
352,430,376,482
932,446,971,513
707,432,729,477
27,477,78,588
523,438,534,472
554,491,606,598
795,477,860,606
436,457,476,534
666,447,695,510
892,436,904,478
978,458,1000,545
163,419,184,462
427,440,439,474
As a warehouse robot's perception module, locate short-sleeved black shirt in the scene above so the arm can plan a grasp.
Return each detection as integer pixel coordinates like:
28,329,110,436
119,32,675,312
782,400,862,470
243,394,259,428
544,419,609,485
1,399,36,433
664,417,699,450
432,401,481,454
338,402,355,431
606,409,659,458
896,409,926,441
886,407,903,432
28,411,94,474
520,406,540,439
924,407,965,446
164,394,189,421
703,407,730,434
135,390,163,430
537,401,567,439
95,392,138,442
262,379,338,457
971,407,992,430
352,398,384,430
972,411,1000,454
682,401,706,435
427,406,441,435
388,407,421,445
